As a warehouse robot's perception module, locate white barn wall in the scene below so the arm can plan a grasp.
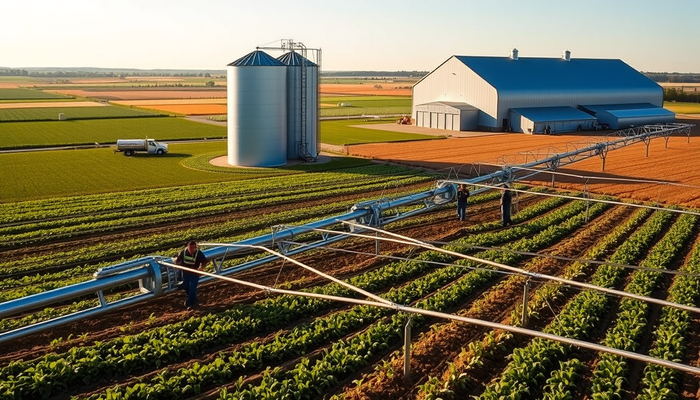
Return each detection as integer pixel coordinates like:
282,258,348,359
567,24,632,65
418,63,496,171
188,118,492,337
413,56,498,128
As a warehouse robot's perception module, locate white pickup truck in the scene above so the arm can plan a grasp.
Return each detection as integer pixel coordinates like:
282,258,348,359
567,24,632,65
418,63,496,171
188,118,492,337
115,139,168,156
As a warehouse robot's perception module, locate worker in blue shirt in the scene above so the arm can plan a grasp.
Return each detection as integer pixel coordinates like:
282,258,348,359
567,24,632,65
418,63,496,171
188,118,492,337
456,184,470,221
500,184,513,227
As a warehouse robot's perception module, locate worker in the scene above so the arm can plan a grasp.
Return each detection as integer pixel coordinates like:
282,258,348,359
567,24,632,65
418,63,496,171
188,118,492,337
174,240,209,310
500,183,513,227
456,184,470,221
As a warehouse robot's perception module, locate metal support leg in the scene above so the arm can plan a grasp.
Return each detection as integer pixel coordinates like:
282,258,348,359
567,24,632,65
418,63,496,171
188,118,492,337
375,231,380,256
644,137,651,157
404,316,412,382
97,290,107,307
521,279,531,328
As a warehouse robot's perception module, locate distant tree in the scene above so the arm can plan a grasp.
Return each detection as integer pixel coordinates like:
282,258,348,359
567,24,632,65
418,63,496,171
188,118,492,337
205,81,215,87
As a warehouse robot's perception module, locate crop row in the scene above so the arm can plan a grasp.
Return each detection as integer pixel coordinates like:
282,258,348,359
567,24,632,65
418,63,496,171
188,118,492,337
0,191,555,333
0,164,429,224
0,189,511,334
590,213,697,398
0,196,579,398
415,205,649,400
477,209,675,399
214,201,608,399
0,189,507,299
0,184,512,302
638,224,700,398
1,181,450,278
513,206,652,326
0,176,431,248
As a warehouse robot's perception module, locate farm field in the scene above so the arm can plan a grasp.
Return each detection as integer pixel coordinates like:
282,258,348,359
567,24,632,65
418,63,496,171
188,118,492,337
665,101,700,115
349,118,700,207
3,76,700,399
3,175,700,399
0,117,226,150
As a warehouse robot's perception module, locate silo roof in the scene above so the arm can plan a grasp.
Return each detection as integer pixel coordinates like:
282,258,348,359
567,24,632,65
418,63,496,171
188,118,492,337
228,50,284,66
453,56,660,92
277,52,318,67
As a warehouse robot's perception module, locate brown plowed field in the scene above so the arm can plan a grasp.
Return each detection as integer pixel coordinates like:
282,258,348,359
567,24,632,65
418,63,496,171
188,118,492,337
350,118,700,207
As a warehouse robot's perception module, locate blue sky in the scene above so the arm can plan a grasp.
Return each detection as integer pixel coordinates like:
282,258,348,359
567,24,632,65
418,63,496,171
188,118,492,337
2,0,699,73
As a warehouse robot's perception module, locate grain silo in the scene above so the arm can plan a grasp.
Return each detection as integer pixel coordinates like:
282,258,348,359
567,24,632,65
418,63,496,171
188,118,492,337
277,51,319,160
227,50,287,167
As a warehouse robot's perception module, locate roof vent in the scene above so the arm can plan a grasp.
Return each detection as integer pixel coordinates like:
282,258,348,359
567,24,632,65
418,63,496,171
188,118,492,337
510,48,519,60
562,50,571,61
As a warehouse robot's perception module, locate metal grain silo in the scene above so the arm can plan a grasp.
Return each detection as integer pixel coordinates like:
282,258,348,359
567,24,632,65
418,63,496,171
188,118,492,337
277,51,319,160
227,50,287,167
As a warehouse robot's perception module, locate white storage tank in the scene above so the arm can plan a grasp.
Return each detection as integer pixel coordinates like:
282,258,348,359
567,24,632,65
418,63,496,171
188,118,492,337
227,50,287,167
278,51,319,160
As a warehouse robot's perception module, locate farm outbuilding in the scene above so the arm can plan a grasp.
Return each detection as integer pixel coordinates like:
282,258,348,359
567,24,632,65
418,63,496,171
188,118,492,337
579,103,676,129
412,49,673,133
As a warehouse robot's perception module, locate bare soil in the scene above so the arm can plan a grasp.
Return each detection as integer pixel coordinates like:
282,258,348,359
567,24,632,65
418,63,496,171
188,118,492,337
350,119,700,207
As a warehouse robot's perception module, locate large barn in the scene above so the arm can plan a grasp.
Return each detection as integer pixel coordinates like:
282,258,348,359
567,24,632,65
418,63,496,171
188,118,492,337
412,50,675,133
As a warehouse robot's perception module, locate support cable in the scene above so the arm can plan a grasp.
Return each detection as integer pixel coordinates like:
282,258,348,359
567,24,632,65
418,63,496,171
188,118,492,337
279,239,520,277
159,260,700,376
426,242,700,278
198,242,396,307
444,181,700,217
328,222,700,316
504,164,700,190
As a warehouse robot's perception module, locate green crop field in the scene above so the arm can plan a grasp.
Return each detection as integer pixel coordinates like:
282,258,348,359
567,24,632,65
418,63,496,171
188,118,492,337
0,117,227,149
320,96,412,107
0,88,72,100
0,142,298,201
319,95,412,117
0,117,438,150
0,105,166,122
664,101,700,114
320,119,442,145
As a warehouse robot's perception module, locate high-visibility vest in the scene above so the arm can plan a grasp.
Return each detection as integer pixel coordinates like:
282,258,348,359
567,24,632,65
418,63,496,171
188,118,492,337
182,249,199,266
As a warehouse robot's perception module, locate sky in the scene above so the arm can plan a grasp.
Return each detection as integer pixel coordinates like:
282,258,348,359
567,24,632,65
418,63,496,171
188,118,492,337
1,0,699,73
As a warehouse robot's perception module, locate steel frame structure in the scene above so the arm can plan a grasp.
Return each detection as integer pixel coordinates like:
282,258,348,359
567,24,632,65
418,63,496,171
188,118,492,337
0,122,693,345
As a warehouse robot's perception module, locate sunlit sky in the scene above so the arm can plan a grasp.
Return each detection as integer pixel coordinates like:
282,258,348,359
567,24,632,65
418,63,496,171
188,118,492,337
2,0,699,73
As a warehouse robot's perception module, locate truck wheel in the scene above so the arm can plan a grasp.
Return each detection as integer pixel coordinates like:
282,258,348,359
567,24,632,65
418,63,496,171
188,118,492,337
157,149,164,155
124,150,134,156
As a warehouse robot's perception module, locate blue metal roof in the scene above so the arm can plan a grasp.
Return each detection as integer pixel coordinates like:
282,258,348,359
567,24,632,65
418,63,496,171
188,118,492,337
511,106,597,122
277,52,317,67
228,50,284,67
580,103,658,114
454,56,659,92
606,108,675,118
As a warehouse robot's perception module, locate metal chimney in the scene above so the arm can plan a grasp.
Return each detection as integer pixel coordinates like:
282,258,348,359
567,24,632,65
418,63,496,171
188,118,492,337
510,48,519,60
563,50,571,61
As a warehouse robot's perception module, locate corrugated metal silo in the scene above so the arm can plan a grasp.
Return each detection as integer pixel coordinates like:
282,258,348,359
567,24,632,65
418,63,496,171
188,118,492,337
277,51,319,160
227,50,287,167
